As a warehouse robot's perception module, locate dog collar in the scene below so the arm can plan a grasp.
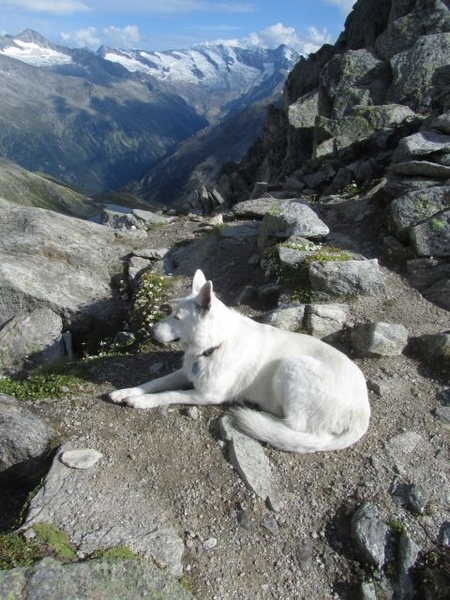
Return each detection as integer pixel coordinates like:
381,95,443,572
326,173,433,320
196,341,224,358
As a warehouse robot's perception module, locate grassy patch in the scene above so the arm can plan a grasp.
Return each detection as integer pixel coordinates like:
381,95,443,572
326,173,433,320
0,371,84,401
0,525,139,571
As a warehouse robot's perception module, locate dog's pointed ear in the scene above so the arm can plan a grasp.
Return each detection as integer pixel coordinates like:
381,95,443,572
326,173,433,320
195,281,213,310
192,269,207,294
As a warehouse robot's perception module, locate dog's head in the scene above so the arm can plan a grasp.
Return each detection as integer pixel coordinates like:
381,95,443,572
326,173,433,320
152,270,215,347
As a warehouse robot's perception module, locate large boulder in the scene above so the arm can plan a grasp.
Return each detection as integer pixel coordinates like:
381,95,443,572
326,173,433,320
0,199,133,340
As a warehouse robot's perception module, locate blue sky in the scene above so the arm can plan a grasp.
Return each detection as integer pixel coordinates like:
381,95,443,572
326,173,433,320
0,0,355,53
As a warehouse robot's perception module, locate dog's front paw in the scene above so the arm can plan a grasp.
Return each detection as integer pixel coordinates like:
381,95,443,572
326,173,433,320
109,387,144,404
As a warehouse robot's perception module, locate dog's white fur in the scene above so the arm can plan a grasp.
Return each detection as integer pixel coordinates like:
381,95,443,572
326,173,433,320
109,270,370,453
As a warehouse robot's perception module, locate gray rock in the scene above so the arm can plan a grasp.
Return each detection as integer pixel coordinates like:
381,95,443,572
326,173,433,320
0,394,56,472
394,130,450,160
360,581,378,600
219,415,283,511
390,186,450,236
0,557,194,600
132,208,169,225
258,200,329,250
415,332,450,363
351,502,389,568
405,483,430,515
398,531,420,600
128,256,152,287
233,197,288,218
22,445,185,577
389,160,450,178
308,259,385,300
410,209,450,257
260,306,306,332
387,34,450,108
0,199,132,336
350,322,409,357
102,208,141,230
435,406,450,427
219,222,259,239
304,304,348,338
0,308,65,376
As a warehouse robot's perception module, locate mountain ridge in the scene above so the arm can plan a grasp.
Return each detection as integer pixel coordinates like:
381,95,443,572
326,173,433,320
0,29,300,196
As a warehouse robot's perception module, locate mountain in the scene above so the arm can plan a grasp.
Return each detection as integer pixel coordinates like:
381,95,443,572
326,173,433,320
97,43,299,122
0,30,299,198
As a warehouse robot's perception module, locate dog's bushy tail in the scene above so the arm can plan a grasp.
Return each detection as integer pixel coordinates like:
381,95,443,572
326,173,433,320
231,406,367,453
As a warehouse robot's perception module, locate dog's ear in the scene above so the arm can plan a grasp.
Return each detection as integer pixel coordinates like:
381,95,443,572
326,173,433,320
192,269,207,294
195,281,213,310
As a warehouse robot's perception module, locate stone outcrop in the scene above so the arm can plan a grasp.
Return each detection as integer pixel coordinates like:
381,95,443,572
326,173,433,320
217,0,450,310
0,198,137,371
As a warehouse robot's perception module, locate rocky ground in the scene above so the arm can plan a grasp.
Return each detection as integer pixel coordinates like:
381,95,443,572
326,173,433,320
6,194,449,600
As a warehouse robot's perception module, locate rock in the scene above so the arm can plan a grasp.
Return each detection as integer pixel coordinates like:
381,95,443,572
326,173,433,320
398,531,420,600
415,332,450,363
132,208,169,226
219,415,283,511
351,502,389,568
360,581,378,600
394,130,450,160
0,199,131,338
410,209,450,257
59,449,103,470
435,406,450,427
308,259,385,301
0,557,194,600
390,186,450,237
0,308,65,376
367,377,395,397
304,304,348,338
22,445,185,577
233,197,288,218
405,483,430,515
0,394,56,473
128,256,152,287
261,514,279,536
219,222,259,239
350,322,409,357
258,200,329,250
260,306,306,331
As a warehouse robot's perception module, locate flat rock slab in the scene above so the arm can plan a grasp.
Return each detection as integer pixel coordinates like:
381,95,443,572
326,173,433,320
219,415,283,511
0,557,194,600
22,444,185,577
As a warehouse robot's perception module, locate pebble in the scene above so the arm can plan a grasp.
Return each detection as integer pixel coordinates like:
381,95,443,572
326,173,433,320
203,537,218,550
60,449,103,469
405,483,430,514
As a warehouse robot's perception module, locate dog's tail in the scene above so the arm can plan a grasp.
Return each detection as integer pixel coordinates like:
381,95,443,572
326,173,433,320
230,406,368,453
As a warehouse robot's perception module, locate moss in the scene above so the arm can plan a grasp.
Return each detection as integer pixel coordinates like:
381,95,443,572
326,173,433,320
0,370,84,401
0,532,40,570
89,546,139,560
32,524,77,562
303,246,352,266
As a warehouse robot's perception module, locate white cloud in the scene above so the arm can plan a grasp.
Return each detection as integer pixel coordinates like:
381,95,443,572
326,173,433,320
61,26,100,47
0,0,90,14
60,25,141,49
214,23,332,55
323,0,355,14
103,25,141,48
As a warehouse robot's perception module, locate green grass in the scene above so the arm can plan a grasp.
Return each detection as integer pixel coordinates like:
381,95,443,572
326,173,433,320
0,371,84,401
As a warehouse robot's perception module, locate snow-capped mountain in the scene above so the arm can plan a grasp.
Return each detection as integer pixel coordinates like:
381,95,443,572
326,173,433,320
0,29,300,199
0,29,72,67
98,44,299,120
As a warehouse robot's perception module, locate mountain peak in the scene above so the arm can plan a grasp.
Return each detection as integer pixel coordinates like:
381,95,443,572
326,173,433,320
15,29,51,47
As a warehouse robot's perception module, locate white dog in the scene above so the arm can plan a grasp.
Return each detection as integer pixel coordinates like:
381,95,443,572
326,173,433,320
109,270,370,453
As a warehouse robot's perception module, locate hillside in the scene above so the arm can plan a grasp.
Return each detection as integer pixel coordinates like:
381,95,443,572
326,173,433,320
0,31,299,198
